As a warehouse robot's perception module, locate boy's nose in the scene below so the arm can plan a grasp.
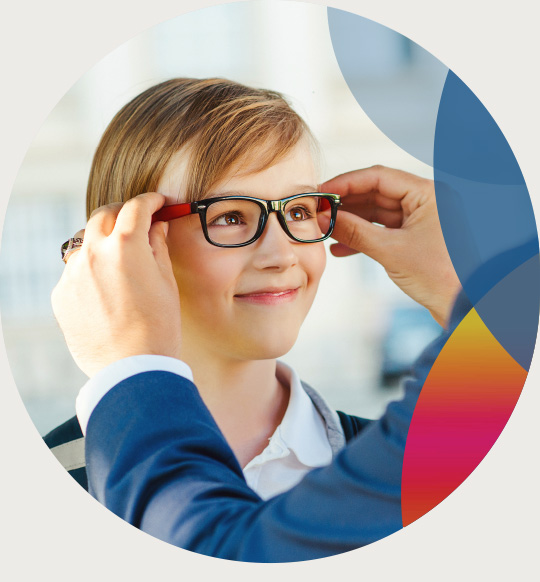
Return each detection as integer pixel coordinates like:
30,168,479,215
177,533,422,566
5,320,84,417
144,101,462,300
251,213,298,271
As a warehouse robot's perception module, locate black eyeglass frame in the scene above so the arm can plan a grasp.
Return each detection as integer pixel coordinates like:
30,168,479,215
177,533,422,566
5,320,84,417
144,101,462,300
171,192,341,248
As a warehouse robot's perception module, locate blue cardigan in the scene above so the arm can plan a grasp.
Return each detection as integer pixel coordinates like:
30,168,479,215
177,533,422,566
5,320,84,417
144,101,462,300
84,291,471,562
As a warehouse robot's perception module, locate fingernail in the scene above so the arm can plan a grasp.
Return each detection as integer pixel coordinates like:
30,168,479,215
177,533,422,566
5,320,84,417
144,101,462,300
162,221,169,237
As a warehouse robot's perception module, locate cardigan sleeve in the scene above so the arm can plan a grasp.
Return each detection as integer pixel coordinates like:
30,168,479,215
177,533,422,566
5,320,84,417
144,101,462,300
85,290,471,562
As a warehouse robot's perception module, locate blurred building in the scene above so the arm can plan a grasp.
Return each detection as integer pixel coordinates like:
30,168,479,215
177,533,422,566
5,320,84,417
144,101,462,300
1,1,436,434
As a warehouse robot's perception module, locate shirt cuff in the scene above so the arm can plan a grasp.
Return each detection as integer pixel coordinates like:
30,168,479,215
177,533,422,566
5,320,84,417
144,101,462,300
75,355,194,435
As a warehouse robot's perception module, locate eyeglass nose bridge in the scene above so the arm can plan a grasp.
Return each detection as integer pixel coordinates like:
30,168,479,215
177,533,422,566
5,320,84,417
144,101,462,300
264,199,299,238
266,199,285,214
257,199,290,241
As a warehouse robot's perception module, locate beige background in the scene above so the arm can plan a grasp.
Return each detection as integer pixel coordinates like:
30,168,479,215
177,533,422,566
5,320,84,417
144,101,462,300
0,0,538,579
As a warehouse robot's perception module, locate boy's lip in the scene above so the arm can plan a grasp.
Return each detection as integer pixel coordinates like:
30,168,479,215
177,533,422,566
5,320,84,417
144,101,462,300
235,286,300,297
234,287,300,305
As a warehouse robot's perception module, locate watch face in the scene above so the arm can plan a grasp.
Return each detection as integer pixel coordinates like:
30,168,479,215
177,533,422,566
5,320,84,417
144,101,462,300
61,238,83,261
61,240,70,259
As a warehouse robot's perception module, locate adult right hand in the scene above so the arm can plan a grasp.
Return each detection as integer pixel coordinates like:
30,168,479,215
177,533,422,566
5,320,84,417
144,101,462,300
319,166,461,328
51,193,182,377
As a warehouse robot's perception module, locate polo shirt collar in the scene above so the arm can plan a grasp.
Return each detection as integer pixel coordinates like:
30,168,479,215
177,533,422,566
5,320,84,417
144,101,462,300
274,361,333,468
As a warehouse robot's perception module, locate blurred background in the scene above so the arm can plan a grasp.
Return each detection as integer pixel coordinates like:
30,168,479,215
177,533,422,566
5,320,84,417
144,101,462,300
0,1,443,436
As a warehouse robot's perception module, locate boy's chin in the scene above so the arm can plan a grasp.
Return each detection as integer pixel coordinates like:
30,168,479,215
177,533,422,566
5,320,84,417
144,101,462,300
239,334,298,361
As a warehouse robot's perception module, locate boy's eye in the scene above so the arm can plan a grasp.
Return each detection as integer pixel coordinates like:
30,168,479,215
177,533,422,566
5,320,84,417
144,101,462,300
208,212,245,227
286,206,311,222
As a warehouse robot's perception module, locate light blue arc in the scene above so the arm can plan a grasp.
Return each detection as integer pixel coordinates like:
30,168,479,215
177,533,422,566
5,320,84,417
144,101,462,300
327,8,449,168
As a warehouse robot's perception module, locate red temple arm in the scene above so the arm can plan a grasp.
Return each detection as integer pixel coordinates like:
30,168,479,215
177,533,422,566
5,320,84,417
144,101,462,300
152,203,193,223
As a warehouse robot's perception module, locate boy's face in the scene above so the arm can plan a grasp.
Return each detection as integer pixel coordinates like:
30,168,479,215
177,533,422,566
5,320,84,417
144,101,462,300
157,140,326,362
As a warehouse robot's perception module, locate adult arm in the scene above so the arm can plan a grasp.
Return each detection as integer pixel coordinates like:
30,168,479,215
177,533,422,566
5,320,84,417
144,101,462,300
52,171,463,561
84,290,467,562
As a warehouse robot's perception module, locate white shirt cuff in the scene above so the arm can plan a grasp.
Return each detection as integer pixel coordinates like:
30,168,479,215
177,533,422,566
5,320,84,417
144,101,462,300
75,355,194,435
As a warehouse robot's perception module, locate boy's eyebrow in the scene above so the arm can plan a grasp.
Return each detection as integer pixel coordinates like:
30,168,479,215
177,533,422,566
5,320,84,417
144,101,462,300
203,185,319,199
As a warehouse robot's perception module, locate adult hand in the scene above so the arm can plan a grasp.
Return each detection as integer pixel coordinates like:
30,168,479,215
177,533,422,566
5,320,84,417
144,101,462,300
319,166,461,328
51,193,182,377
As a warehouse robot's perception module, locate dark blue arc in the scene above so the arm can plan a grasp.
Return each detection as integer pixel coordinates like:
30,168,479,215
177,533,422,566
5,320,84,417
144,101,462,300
326,7,540,370
474,252,539,370
434,72,539,369
434,71,525,185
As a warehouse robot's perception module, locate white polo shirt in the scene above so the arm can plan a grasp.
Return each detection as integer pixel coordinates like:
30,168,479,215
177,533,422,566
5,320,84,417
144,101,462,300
243,361,335,499
76,356,341,500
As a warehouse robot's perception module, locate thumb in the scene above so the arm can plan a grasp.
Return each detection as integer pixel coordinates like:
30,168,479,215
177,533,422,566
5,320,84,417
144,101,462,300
149,221,173,273
329,210,390,263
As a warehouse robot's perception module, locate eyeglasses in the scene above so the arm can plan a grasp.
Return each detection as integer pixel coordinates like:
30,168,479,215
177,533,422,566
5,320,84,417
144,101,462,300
152,193,341,248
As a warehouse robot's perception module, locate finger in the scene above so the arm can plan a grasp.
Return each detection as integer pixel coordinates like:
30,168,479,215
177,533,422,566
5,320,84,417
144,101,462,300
84,203,124,244
339,191,403,212
330,209,390,262
113,193,166,240
337,202,403,228
148,221,174,273
329,242,360,257
321,165,430,202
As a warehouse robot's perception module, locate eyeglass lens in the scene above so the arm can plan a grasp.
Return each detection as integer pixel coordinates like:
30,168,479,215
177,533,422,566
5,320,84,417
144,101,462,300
204,196,332,245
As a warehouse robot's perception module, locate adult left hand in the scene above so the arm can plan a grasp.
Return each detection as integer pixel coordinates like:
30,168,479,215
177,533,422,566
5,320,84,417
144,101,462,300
51,193,182,377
